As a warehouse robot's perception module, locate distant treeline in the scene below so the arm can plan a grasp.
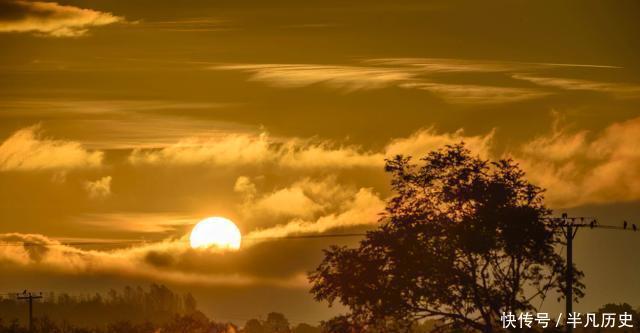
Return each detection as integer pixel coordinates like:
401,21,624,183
0,284,199,328
0,284,325,333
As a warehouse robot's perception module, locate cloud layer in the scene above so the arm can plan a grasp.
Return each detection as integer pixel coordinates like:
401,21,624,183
212,58,633,105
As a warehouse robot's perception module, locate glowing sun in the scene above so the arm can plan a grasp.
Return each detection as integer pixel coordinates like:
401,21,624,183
190,217,242,250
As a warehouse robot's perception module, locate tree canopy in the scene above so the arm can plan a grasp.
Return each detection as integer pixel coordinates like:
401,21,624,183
310,144,584,332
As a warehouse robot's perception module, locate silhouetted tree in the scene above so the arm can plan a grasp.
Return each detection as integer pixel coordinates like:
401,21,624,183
293,323,321,333
264,312,290,333
184,293,198,313
596,303,640,330
320,315,361,333
310,144,583,333
244,319,265,333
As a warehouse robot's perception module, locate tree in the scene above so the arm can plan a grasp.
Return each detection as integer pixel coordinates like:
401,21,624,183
293,323,321,333
264,312,290,333
597,303,640,330
310,144,583,332
244,319,265,333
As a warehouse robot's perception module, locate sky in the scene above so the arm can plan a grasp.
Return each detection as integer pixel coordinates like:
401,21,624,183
1,0,640,325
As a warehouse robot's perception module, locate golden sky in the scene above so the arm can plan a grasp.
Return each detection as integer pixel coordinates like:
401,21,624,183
1,0,640,324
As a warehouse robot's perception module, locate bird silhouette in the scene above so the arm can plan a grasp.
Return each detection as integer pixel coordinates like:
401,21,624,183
624,220,628,229
590,220,595,229
22,289,26,294
633,224,637,232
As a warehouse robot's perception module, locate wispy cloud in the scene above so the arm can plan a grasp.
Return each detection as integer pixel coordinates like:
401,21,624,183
0,0,122,37
367,57,526,73
512,74,640,98
214,64,414,91
74,213,200,233
0,99,239,150
139,18,231,32
212,58,629,104
400,82,550,104
368,58,621,72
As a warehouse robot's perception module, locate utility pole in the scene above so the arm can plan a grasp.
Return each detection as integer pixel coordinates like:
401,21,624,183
17,291,43,332
560,213,578,333
552,214,634,333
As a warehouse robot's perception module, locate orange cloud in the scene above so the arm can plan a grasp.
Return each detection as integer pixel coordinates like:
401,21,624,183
385,127,495,159
0,0,122,37
0,126,103,171
244,187,385,240
400,82,550,105
84,176,112,199
512,74,640,99
129,132,383,169
127,128,495,170
74,213,199,233
212,59,628,104
214,64,414,91
513,116,640,207
212,62,548,104
236,177,360,221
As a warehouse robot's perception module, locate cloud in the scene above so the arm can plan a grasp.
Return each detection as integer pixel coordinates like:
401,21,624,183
129,133,273,166
512,116,640,207
125,118,640,209
214,64,415,91
127,127,498,172
0,232,263,286
278,141,383,168
0,0,123,37
368,58,621,73
385,127,495,159
129,132,383,169
244,187,385,239
84,176,112,199
512,74,640,98
0,126,103,171
212,61,554,104
367,57,529,73
73,213,200,233
0,224,350,288
0,99,235,150
236,177,358,222
400,82,550,104
239,180,323,220
234,176,257,200
211,58,633,105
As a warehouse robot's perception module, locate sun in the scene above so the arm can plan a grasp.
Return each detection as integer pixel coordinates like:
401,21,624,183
190,217,242,250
